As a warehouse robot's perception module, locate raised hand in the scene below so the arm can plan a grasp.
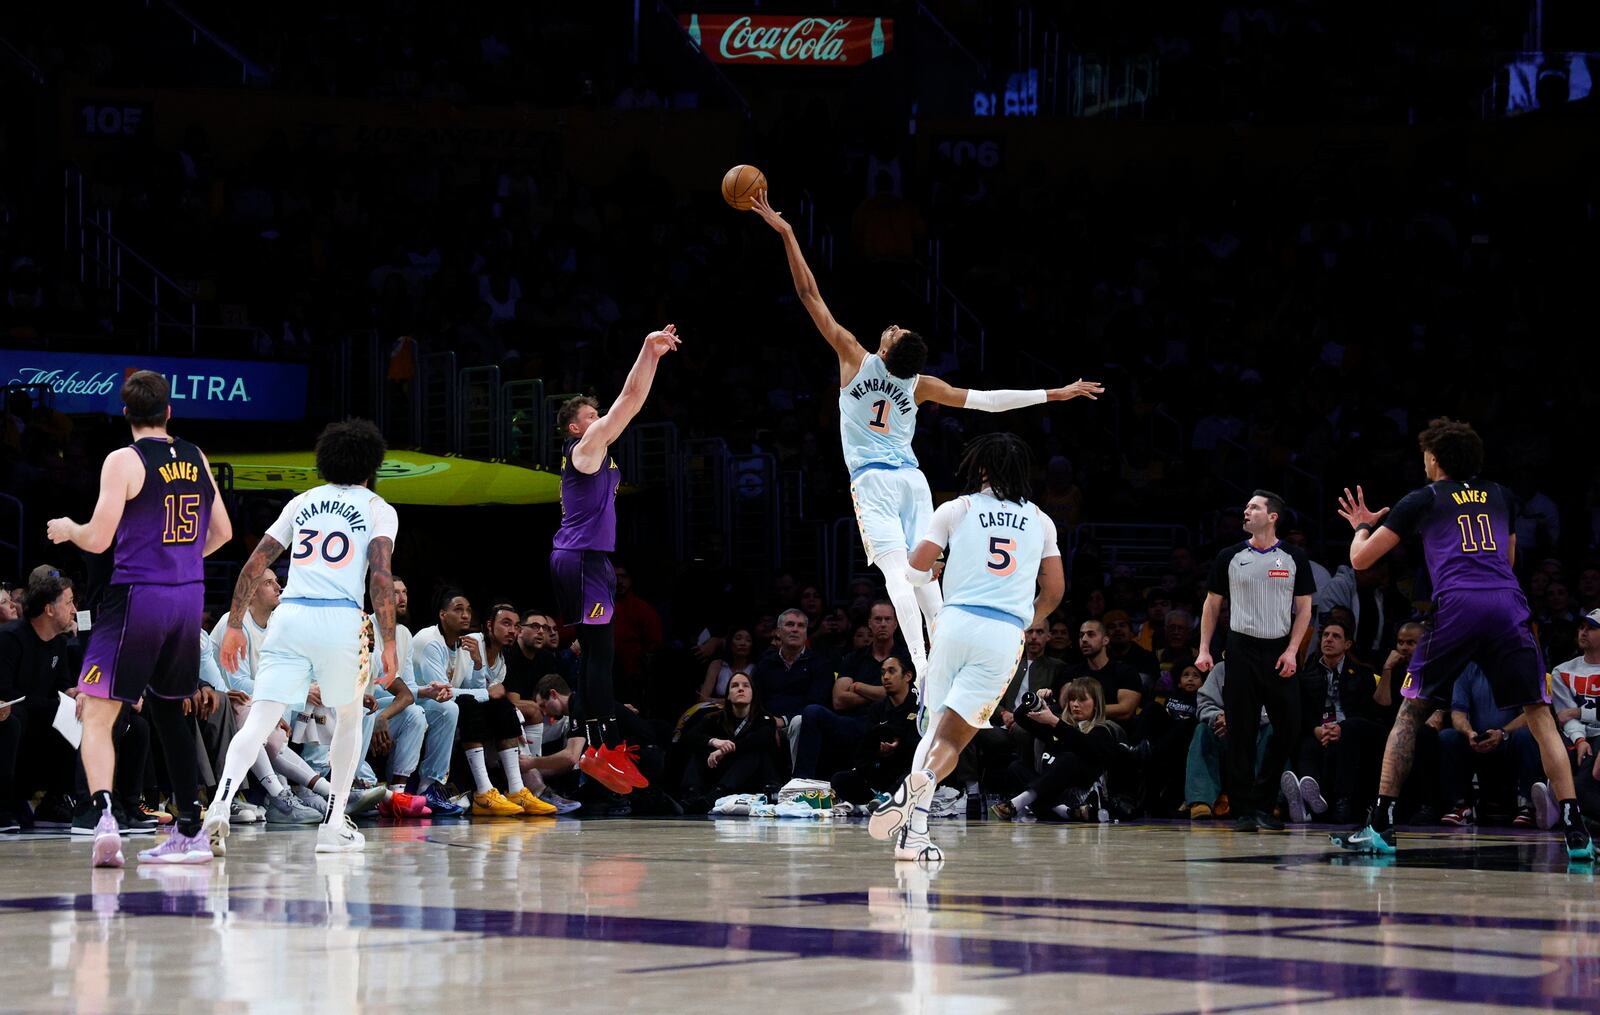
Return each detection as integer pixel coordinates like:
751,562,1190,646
750,190,789,232
644,323,682,358
1337,486,1390,530
1047,379,1105,402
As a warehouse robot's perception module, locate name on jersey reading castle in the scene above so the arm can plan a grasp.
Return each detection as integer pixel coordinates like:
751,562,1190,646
978,510,1029,530
846,376,913,414
293,499,368,531
158,461,200,484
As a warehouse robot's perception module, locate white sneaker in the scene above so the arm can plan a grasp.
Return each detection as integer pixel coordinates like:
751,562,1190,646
201,813,230,857
229,799,263,825
1298,776,1328,816
1281,770,1306,823
1532,781,1559,830
869,769,934,842
894,825,945,864
315,815,365,854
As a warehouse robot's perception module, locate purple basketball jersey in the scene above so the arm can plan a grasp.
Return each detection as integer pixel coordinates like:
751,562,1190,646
112,436,214,586
1380,479,1519,595
552,438,620,553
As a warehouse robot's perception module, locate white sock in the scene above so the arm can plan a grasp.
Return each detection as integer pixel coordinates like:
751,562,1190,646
251,750,288,798
465,747,494,795
322,702,364,828
877,549,930,676
1011,789,1037,812
522,724,541,754
213,700,290,816
500,749,525,794
308,777,331,799
272,745,327,794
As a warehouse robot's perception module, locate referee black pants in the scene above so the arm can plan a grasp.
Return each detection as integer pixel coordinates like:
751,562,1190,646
1222,632,1300,817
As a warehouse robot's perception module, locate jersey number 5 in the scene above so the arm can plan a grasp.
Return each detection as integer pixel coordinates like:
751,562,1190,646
986,536,1018,576
868,399,891,433
162,494,201,545
1455,514,1498,554
293,528,354,569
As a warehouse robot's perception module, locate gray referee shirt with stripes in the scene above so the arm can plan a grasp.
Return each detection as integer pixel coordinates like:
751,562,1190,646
1208,540,1317,640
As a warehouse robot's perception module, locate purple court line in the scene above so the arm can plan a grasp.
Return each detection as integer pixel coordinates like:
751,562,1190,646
0,890,1593,1009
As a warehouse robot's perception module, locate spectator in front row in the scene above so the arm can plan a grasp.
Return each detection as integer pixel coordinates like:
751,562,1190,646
1550,610,1600,825
1283,621,1385,825
1439,662,1543,826
0,576,80,830
1102,610,1159,689
457,603,553,815
1056,619,1142,724
699,628,756,703
679,672,782,811
791,601,909,780
753,608,835,732
831,657,920,805
994,677,1117,821
1134,662,1205,815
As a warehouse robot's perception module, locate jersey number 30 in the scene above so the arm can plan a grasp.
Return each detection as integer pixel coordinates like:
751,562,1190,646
986,536,1019,576
293,528,354,568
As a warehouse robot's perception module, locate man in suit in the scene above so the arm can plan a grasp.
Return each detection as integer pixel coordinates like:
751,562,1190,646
956,623,1063,797
1281,619,1387,824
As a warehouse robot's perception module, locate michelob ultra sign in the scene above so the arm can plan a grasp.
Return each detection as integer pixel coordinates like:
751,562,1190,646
1,351,309,421
683,14,893,65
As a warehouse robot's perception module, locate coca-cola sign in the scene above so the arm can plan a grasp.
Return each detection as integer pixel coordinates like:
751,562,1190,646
682,14,893,66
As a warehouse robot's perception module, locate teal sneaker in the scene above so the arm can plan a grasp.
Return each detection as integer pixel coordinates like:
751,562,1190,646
1565,824,1595,862
1330,824,1396,855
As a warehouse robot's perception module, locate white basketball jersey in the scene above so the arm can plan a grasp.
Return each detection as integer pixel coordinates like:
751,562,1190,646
839,354,919,475
936,491,1059,627
266,484,398,605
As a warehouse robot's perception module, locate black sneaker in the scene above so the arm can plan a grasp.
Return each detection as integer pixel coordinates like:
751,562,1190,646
1233,813,1259,832
0,811,19,833
70,800,100,836
1256,810,1286,832
119,797,158,830
34,793,76,828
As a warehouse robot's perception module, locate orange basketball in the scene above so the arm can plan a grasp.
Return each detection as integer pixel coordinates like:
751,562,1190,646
721,164,767,211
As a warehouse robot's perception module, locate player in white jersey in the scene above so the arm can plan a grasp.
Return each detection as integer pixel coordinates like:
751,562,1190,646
206,420,403,854
753,192,1097,678
868,434,1064,864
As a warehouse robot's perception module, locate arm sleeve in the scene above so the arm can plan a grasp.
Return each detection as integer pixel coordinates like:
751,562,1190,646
197,633,228,692
1380,487,1434,539
1208,549,1233,600
1039,513,1061,559
1289,546,1317,597
265,494,302,547
962,388,1047,413
905,498,969,586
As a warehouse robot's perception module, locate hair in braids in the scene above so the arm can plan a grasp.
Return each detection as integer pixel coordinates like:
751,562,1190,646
957,432,1034,504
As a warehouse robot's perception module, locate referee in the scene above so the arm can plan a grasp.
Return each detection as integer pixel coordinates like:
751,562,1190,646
1195,490,1315,832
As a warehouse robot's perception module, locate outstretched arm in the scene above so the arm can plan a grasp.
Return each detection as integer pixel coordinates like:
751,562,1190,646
571,326,681,473
750,191,866,382
915,375,1104,410
46,448,142,553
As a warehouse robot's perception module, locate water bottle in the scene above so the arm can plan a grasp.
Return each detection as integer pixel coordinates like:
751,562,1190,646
870,17,885,59
688,14,702,49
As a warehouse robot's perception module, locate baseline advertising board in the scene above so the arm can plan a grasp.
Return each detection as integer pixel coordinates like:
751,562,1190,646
0,351,308,422
682,14,892,65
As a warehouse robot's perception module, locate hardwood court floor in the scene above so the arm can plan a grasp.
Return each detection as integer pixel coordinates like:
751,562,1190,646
0,816,1596,1013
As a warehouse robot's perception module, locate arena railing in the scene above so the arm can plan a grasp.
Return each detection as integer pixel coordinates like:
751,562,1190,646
459,365,504,460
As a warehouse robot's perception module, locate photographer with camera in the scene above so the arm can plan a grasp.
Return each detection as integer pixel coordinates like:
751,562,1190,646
992,678,1119,821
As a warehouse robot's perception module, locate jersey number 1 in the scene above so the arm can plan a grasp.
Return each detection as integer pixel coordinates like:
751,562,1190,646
986,536,1018,576
1456,514,1498,554
868,399,891,433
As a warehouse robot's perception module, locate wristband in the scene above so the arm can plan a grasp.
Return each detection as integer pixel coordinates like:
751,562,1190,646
1354,523,1375,535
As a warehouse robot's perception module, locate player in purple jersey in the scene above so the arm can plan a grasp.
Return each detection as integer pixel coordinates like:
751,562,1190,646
1331,418,1593,861
549,324,680,794
46,371,233,867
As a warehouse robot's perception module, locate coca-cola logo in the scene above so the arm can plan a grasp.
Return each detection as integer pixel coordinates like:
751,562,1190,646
6,367,119,397
718,16,851,63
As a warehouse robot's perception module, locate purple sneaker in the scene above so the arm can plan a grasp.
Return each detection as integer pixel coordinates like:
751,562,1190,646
91,811,124,869
422,785,465,817
137,830,213,865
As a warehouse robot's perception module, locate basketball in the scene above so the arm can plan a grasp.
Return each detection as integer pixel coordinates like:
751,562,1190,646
721,164,767,210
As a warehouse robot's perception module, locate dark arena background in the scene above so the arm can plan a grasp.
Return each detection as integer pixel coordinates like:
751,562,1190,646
2,3,1600,1012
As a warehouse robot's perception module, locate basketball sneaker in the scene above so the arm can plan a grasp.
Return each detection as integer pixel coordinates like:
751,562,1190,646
266,792,324,825
91,810,124,869
1532,782,1559,830
1298,776,1328,817
293,786,330,818
540,790,582,815
1330,824,1397,855
894,825,944,864
347,785,388,816
579,747,636,795
870,768,934,842
1281,771,1305,823
471,788,525,817
422,785,465,816
507,787,558,816
201,812,229,857
137,830,213,865
379,791,431,819
315,815,365,853
601,743,650,789
1568,822,1597,863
